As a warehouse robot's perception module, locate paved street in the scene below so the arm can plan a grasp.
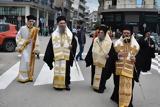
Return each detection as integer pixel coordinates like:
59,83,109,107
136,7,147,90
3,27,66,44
0,35,160,107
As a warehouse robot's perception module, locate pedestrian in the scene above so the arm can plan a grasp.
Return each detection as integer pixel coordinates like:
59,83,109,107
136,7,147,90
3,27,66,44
76,21,86,61
115,28,122,38
43,16,77,91
110,25,140,107
16,15,40,83
85,25,116,93
135,29,155,79
44,26,49,36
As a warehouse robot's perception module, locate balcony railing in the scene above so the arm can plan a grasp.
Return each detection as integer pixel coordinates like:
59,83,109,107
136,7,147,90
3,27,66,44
79,1,86,8
102,4,158,10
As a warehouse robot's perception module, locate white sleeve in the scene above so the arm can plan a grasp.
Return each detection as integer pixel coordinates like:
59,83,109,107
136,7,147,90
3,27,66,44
16,27,25,46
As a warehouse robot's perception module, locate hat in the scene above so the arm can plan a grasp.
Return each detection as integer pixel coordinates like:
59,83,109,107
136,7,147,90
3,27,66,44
99,25,108,34
26,15,36,20
122,24,133,32
56,16,66,23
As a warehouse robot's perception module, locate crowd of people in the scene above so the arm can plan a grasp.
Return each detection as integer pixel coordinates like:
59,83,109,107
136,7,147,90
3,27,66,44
15,15,156,107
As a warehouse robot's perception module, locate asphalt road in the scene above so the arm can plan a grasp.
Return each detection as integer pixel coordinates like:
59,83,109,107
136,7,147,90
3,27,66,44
0,35,160,107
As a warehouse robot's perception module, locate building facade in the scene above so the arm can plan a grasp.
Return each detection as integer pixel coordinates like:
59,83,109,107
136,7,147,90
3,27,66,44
53,0,73,29
72,0,86,28
0,0,74,32
89,11,98,29
98,0,159,34
0,0,55,31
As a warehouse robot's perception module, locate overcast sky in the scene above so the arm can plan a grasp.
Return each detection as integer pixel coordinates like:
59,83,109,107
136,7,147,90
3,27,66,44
86,0,99,12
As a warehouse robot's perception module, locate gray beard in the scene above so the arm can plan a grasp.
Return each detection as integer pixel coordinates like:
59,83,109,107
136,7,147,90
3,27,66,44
59,28,65,34
99,36,105,42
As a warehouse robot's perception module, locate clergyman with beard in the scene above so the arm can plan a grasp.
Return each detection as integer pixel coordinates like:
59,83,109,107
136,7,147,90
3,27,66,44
110,25,140,107
43,16,77,91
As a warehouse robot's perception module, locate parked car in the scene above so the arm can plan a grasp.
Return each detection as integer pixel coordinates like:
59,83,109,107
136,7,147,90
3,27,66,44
0,23,17,52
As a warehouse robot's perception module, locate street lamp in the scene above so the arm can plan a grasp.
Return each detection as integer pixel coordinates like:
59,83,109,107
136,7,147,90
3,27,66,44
143,23,147,32
100,14,103,24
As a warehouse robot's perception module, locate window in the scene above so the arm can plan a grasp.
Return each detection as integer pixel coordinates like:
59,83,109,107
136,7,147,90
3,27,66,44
0,24,9,32
0,7,25,16
104,14,114,22
115,14,121,22
145,15,158,22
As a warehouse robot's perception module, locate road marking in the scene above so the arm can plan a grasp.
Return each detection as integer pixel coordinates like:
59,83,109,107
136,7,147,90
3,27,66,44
18,53,87,58
141,71,152,75
70,61,84,81
34,61,84,86
152,59,158,64
0,62,20,89
18,54,44,57
151,64,158,72
34,63,53,86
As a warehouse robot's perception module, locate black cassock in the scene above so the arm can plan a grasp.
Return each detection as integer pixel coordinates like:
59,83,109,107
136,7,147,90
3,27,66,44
43,36,77,87
135,36,155,79
85,43,117,93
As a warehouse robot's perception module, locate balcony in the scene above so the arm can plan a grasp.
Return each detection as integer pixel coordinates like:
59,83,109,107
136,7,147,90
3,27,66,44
79,1,86,8
0,1,54,12
54,0,71,10
78,9,84,14
100,4,158,13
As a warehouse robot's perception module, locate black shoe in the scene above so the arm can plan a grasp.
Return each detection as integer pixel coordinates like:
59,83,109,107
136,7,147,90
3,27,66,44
93,89,104,93
54,87,63,91
128,103,133,107
65,86,70,91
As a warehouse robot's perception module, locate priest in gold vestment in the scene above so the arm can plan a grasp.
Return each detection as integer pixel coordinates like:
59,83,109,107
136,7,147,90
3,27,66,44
110,25,140,107
43,16,77,91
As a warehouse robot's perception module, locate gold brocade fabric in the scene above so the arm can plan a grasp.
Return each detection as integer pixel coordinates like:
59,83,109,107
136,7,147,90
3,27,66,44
115,44,134,107
115,44,136,78
53,60,66,88
119,76,132,107
114,35,140,107
92,34,112,90
52,33,71,61
92,66,103,90
17,27,39,53
92,36,112,68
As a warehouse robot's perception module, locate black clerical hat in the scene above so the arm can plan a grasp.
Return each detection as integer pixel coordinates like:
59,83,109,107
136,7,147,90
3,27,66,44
122,25,133,31
26,15,36,20
56,16,66,23
99,25,108,34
